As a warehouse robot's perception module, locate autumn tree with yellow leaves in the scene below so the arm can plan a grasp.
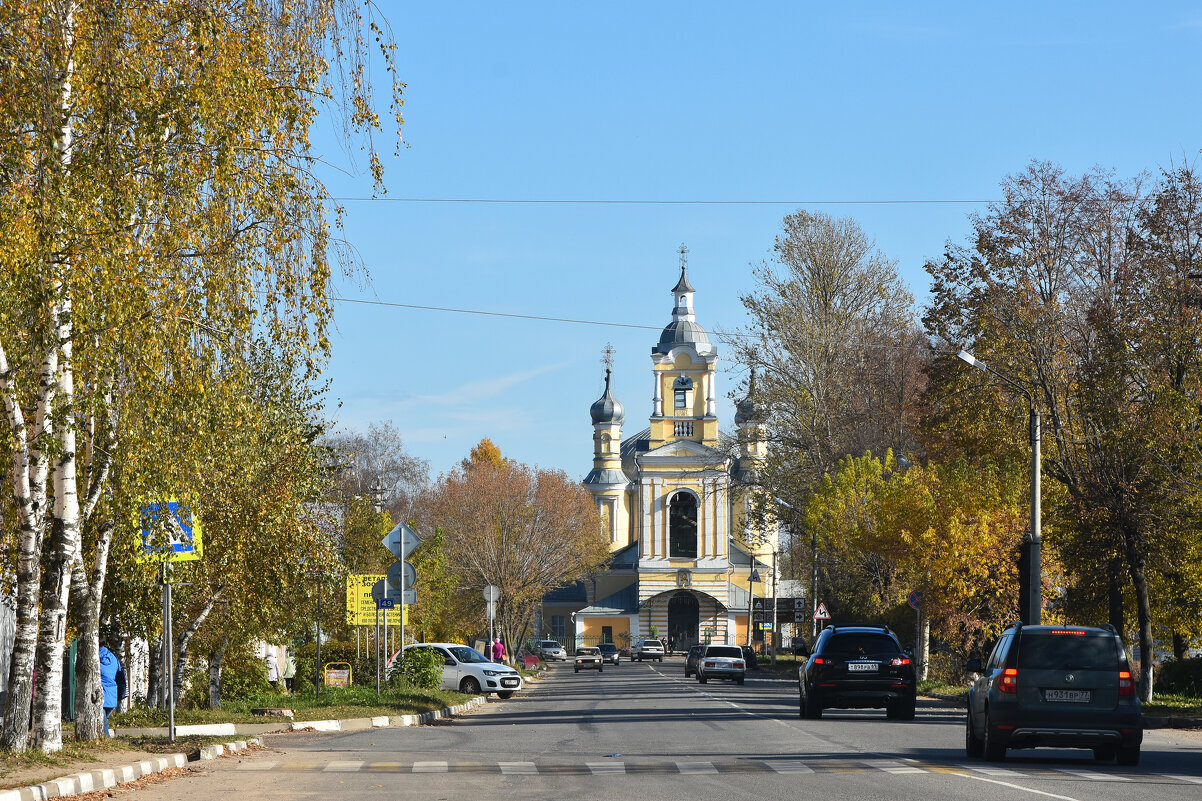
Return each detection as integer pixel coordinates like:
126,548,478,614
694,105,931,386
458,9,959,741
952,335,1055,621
0,0,402,751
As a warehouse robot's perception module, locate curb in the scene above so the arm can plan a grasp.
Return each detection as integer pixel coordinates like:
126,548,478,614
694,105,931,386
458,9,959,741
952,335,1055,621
114,695,489,738
0,738,261,801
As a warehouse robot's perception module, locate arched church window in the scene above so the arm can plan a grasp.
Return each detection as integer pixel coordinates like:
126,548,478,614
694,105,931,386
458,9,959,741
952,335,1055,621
673,375,693,411
669,492,698,559
601,433,611,453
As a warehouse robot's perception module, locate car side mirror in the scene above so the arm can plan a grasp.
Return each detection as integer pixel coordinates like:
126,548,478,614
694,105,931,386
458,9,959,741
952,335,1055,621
965,658,983,673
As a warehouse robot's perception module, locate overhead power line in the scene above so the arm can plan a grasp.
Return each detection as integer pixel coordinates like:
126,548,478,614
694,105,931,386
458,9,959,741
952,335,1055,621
329,196,996,206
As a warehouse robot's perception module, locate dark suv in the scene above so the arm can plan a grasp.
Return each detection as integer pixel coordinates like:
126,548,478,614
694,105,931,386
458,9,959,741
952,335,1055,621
798,625,916,720
965,623,1142,764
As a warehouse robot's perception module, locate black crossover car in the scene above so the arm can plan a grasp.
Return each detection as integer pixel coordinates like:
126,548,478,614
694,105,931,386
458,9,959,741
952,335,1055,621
965,623,1142,764
798,624,916,720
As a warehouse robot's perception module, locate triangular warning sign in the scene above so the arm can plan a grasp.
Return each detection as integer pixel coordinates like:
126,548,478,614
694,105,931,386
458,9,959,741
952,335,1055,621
813,602,831,620
753,599,763,610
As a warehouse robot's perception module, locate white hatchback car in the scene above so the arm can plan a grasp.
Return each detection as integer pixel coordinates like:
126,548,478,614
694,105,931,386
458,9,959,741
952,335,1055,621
396,643,524,698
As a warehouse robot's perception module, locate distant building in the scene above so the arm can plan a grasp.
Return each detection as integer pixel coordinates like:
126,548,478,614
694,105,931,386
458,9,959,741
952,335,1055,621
543,254,776,650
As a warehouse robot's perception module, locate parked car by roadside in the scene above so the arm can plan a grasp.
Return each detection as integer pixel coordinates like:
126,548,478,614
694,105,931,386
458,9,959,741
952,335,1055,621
684,644,704,677
632,639,665,662
798,624,916,720
697,644,746,684
394,643,523,698
965,622,1141,765
536,640,568,661
597,643,621,665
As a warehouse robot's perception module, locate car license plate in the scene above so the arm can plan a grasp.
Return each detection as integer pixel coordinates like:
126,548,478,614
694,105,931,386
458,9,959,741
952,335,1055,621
1045,689,1091,703
501,677,518,687
847,663,877,672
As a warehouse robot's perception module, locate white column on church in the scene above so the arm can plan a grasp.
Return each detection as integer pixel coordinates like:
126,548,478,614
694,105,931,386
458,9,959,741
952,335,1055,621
706,367,717,416
652,370,663,417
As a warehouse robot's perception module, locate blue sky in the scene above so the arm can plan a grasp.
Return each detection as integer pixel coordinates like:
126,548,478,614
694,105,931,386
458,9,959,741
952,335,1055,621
314,2,1202,480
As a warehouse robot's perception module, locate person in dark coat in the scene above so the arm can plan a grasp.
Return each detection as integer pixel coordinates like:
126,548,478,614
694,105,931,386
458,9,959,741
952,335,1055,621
99,640,127,736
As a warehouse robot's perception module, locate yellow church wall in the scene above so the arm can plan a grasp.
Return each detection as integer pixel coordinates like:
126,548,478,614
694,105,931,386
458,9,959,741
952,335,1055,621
580,617,629,643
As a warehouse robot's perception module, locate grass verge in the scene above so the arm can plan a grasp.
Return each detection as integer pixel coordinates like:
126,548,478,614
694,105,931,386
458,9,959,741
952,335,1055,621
112,685,470,728
1143,694,1202,717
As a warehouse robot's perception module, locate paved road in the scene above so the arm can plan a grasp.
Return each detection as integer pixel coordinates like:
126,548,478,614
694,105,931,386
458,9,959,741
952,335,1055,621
135,657,1202,801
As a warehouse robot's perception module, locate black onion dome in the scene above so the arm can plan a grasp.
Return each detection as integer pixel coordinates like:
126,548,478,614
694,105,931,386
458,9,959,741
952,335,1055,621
734,369,765,426
590,368,625,425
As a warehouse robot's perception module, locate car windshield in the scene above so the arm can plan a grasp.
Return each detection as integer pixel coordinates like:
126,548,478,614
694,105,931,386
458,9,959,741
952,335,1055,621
448,646,490,664
823,634,898,657
540,641,560,648
706,646,742,658
577,648,599,655
598,644,616,652
1018,633,1117,670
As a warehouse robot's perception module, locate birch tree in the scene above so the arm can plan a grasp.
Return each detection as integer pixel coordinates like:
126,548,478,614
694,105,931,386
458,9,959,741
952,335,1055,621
0,0,402,751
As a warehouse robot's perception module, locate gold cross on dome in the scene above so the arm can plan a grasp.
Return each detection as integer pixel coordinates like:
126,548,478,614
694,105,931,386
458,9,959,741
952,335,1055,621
601,343,615,371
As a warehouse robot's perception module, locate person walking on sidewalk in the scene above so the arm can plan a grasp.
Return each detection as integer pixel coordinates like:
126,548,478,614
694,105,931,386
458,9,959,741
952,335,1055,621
493,638,505,663
283,649,297,693
99,639,126,737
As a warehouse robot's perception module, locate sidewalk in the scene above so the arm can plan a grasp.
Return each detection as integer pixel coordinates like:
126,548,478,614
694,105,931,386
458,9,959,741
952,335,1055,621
0,695,492,801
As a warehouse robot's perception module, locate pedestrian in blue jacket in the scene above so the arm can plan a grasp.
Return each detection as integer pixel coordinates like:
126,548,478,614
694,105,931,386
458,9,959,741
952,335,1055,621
99,640,127,736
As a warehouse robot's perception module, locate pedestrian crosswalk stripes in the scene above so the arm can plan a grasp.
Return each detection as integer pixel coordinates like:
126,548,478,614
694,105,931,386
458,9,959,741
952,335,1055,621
232,759,1201,784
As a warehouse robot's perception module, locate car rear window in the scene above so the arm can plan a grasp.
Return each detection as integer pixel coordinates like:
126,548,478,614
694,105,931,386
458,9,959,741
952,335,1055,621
706,646,742,658
823,634,898,656
1018,632,1118,670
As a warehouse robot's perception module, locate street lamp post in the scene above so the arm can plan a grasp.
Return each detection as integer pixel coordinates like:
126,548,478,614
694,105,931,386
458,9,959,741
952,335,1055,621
956,350,1042,625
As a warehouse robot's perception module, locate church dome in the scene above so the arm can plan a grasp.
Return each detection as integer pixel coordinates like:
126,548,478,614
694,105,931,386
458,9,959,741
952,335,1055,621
590,368,625,425
734,369,765,426
654,320,712,354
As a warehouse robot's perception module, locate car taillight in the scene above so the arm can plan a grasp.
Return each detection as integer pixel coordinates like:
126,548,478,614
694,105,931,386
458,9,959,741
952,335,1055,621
890,657,911,666
1118,671,1134,697
999,668,1018,693
734,661,745,668
813,657,828,665
705,661,716,668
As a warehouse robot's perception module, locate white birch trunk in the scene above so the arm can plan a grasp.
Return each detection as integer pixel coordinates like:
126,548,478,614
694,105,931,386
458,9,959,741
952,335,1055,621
0,332,56,751
918,612,931,682
172,591,222,705
71,520,114,740
29,0,81,753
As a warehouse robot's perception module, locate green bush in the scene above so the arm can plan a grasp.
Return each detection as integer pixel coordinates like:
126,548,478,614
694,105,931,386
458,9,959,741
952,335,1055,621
388,646,443,691
1154,657,1202,697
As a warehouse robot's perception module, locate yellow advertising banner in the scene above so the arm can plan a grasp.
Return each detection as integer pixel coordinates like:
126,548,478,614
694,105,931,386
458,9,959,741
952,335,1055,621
345,574,407,626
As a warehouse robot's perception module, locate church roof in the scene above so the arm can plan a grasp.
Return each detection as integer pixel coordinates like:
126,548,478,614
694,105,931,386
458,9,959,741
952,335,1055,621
589,368,625,426
671,264,695,293
653,320,712,354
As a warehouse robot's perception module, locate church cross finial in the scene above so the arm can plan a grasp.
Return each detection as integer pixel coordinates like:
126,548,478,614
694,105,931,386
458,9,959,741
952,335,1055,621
601,342,615,372
678,243,689,272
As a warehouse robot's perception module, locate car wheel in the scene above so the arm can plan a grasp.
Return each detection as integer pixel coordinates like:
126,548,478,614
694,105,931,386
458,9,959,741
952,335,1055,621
698,674,707,684
461,677,482,694
574,668,579,673
1116,746,1140,766
1092,746,1116,762
982,711,1006,762
965,710,984,758
736,677,745,685
599,667,603,672
497,691,514,699
803,690,822,719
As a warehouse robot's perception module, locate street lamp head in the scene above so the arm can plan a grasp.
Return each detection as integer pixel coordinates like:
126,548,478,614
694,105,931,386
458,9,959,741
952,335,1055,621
956,349,984,370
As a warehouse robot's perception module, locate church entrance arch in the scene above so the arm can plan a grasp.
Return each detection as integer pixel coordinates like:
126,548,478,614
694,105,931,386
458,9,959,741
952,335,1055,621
667,592,700,652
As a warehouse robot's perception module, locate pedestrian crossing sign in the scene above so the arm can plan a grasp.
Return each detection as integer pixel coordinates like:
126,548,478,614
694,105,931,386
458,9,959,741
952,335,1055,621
136,498,202,563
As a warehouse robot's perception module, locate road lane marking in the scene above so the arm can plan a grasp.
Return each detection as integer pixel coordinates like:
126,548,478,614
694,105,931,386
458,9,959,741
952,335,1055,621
587,762,626,775
1160,774,1202,784
236,761,277,771
952,770,1084,801
676,761,718,774
1054,768,1130,782
768,761,814,774
957,763,1029,778
413,761,448,773
499,762,538,775
323,761,364,772
862,759,925,774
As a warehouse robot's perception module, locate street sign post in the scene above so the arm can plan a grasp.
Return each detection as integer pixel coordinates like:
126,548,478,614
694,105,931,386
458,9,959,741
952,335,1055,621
381,522,422,660
483,585,500,653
